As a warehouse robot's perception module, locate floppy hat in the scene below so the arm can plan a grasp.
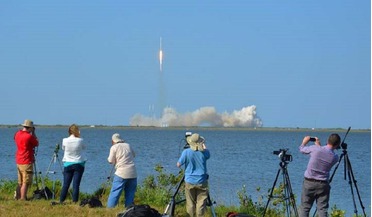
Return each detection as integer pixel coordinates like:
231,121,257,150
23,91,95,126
21,119,34,128
186,133,205,151
112,133,124,143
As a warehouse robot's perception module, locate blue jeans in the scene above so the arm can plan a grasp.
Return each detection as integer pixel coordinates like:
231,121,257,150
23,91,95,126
107,175,137,208
60,164,85,203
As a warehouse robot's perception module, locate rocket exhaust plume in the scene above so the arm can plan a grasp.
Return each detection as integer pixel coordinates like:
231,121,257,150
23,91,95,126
159,37,163,72
130,105,263,127
156,37,166,117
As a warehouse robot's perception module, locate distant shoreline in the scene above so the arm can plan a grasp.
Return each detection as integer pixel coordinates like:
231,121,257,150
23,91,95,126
0,124,369,132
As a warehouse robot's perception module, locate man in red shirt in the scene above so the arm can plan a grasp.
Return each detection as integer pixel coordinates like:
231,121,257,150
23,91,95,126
14,119,39,200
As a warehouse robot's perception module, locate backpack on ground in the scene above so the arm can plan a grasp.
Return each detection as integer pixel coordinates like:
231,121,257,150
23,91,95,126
33,186,53,200
80,196,103,208
226,211,256,217
117,204,162,217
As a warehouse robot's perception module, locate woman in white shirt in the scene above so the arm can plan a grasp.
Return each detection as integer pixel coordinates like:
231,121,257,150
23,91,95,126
59,124,86,203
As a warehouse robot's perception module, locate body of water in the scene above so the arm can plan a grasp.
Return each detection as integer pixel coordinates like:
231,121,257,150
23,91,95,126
1,127,370,216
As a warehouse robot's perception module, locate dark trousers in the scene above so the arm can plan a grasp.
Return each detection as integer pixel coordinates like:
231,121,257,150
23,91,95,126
300,179,330,217
60,164,85,203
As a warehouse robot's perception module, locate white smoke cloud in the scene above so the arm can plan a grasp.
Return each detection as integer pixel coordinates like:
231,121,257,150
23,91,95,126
130,105,263,127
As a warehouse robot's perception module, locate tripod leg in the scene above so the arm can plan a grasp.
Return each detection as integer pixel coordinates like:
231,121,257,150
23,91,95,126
33,161,48,199
207,192,217,217
44,154,57,199
329,152,344,183
313,153,345,217
164,176,184,217
282,172,291,217
163,199,174,216
47,152,67,200
263,168,281,217
345,155,367,217
283,168,298,217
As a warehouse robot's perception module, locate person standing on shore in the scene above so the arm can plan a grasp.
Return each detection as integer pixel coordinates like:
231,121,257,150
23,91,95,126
59,124,87,203
299,134,340,217
107,133,137,208
14,119,39,200
177,133,210,217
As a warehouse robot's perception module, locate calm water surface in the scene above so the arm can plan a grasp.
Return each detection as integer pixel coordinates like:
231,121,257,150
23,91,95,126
1,127,370,216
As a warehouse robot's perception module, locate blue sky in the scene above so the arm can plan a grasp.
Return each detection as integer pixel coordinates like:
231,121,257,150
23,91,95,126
0,1,370,129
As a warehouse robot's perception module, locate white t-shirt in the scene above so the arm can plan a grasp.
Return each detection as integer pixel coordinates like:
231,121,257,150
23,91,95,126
62,135,87,163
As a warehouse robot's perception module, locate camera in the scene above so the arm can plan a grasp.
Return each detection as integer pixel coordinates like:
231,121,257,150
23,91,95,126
335,142,347,150
54,144,60,153
341,142,347,149
309,137,316,142
273,149,292,162
183,132,192,149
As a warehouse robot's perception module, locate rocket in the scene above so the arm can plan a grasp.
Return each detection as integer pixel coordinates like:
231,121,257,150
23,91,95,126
159,37,163,72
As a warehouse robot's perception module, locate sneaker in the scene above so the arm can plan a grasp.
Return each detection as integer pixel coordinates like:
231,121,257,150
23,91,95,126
13,190,20,200
14,186,20,200
51,201,65,206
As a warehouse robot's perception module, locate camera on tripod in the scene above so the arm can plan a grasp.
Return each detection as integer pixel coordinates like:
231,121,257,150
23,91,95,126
273,149,292,162
341,142,347,149
54,144,60,154
335,142,348,150
183,132,192,149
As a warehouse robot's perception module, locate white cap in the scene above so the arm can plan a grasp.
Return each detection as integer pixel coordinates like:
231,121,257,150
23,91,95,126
112,133,124,143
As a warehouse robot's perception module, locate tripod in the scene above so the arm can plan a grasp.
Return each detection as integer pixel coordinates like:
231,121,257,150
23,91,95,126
263,160,298,217
311,127,366,217
328,144,366,216
98,164,115,198
44,144,63,200
163,175,216,217
32,154,49,199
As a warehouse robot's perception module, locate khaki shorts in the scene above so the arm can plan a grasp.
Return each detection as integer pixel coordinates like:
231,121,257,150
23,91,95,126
17,164,33,185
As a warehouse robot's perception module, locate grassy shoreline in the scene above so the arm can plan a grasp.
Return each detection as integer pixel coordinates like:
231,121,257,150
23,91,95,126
0,165,357,217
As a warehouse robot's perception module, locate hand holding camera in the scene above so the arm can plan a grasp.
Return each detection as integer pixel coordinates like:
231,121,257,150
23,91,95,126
302,136,320,146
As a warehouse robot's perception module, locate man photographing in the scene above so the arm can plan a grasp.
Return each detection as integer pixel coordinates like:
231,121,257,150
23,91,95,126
299,134,341,217
14,119,39,200
177,133,210,217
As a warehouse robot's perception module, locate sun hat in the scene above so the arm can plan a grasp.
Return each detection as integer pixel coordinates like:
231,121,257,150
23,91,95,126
21,119,34,128
112,133,124,143
186,133,205,151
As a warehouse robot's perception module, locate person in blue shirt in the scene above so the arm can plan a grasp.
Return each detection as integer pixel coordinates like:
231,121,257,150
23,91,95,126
177,133,210,217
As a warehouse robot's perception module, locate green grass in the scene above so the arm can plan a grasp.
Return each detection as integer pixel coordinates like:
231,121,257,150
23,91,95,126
0,166,359,217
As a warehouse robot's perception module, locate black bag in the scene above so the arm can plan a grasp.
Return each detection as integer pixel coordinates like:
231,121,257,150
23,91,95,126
226,212,256,217
117,204,162,217
80,197,103,208
33,187,53,200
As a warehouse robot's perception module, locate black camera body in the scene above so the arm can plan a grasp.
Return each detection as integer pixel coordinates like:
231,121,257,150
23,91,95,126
54,144,60,153
183,143,190,149
273,149,292,162
183,132,192,149
341,142,347,149
309,137,316,142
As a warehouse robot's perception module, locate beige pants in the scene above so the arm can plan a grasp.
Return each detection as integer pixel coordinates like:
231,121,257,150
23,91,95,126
17,164,33,185
185,182,208,217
